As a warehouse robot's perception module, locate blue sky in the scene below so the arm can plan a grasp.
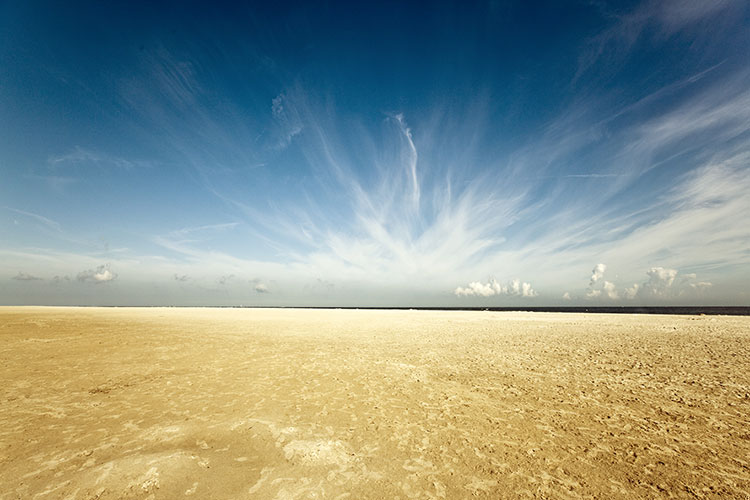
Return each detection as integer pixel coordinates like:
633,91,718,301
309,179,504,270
1,0,749,306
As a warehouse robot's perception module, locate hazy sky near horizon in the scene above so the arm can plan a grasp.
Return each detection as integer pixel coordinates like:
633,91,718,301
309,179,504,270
1,1,749,306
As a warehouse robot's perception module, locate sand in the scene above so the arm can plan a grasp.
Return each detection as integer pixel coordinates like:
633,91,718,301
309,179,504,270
0,307,748,499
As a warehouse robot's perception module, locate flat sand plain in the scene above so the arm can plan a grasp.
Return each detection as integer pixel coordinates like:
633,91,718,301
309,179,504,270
1,307,749,499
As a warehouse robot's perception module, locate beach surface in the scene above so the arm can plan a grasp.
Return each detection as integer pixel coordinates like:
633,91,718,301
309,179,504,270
1,307,748,499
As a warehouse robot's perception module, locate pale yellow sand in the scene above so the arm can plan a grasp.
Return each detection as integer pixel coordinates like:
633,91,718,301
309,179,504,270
1,307,749,499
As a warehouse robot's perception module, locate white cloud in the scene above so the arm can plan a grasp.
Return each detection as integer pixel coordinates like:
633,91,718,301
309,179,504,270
3,207,61,232
623,283,639,299
455,278,537,298
254,283,269,293
619,267,713,300
393,113,420,209
641,267,678,297
12,272,42,281
586,263,618,299
77,265,117,283
602,281,619,300
218,274,235,285
562,291,572,300
583,260,716,302
269,92,302,149
47,146,149,170
589,263,606,286
575,0,741,82
113,51,748,306
5,41,745,307
686,281,713,292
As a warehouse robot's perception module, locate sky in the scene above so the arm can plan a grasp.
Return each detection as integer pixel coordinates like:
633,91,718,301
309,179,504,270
1,0,749,306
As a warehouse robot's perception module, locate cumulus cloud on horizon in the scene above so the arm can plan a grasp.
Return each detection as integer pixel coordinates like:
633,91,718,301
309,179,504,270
218,274,235,285
254,283,269,293
585,263,712,301
589,263,606,286
12,271,43,281
586,263,618,299
77,264,117,283
455,278,538,298
636,267,712,299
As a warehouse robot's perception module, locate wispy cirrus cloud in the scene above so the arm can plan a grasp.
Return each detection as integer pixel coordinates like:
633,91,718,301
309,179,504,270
575,0,744,82
48,146,151,170
157,59,749,304
5,0,746,306
3,207,62,232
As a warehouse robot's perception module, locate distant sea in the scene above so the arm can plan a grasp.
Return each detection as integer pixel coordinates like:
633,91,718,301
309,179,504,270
56,305,750,316
271,306,750,316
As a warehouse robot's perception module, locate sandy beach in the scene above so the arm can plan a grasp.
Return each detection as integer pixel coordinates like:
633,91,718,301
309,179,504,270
1,307,748,499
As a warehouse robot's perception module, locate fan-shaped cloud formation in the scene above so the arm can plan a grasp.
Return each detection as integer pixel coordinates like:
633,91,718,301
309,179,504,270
1,1,747,306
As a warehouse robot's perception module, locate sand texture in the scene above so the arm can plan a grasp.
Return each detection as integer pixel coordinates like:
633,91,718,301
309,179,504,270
1,307,749,499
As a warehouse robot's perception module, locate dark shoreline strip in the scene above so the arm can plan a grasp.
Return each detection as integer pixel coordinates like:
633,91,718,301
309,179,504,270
13,306,749,316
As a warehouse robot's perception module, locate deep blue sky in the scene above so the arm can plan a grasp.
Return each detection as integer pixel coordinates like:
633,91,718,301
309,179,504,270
2,0,749,305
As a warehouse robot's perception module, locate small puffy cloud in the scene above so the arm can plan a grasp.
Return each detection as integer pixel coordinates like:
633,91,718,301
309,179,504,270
455,281,496,297
174,274,190,282
641,267,678,297
586,263,617,300
679,274,712,296
77,265,117,284
622,268,712,300
455,278,538,298
52,275,71,285
589,263,606,286
249,278,270,293
623,283,639,299
13,272,42,281
562,292,572,300
602,281,619,300
218,274,235,285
